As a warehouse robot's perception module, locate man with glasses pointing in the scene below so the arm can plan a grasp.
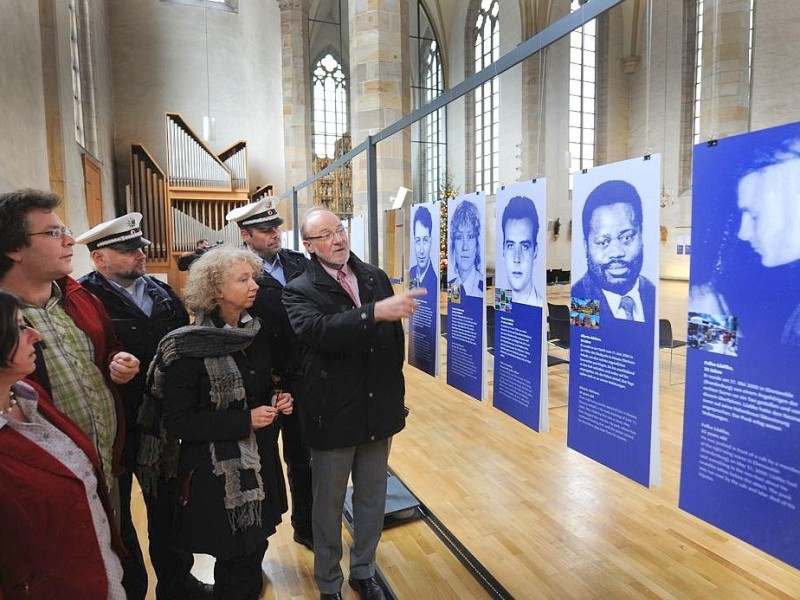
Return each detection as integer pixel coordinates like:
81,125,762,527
284,207,424,600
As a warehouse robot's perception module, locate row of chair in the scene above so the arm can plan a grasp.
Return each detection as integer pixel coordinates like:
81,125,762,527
546,269,571,285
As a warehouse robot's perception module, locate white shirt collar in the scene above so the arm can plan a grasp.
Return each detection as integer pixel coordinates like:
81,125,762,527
222,310,254,329
601,279,644,322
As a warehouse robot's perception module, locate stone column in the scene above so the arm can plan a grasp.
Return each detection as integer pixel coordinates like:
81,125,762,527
277,0,313,218
348,0,411,264
520,7,545,180
750,0,800,130
697,0,752,140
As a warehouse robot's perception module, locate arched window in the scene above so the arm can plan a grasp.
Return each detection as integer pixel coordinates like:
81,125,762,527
68,0,85,147
692,0,705,144
682,0,754,190
569,0,596,173
413,2,446,203
160,0,238,12
68,0,97,153
693,0,755,143
473,0,499,195
312,53,348,159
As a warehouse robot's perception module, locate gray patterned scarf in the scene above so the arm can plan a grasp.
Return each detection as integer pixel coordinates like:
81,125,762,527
136,312,264,533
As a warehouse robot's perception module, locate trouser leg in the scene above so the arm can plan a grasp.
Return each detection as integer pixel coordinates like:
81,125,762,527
143,478,195,599
212,540,268,600
310,446,355,594
349,438,390,580
281,409,313,537
118,470,148,600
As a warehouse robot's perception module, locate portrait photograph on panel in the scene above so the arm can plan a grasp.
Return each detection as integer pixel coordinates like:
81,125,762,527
494,192,545,309
567,155,661,488
492,180,548,432
688,127,800,355
446,192,486,401
447,196,485,299
680,120,800,570
407,202,441,376
571,165,660,326
409,203,439,294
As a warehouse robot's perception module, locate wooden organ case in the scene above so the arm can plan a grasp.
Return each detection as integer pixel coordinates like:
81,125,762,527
130,113,260,288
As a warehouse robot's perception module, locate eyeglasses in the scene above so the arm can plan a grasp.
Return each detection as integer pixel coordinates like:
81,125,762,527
27,227,74,239
305,226,347,243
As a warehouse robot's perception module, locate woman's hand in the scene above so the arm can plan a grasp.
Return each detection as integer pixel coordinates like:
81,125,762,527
250,405,278,430
273,391,294,415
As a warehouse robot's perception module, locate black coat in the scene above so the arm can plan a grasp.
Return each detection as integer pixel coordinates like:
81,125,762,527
79,271,190,469
177,248,207,271
249,248,309,386
283,254,406,450
162,320,287,560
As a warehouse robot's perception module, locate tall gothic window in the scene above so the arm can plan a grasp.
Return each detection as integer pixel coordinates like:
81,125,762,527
693,0,754,143
692,0,706,144
68,0,100,155
569,0,596,173
413,2,445,203
68,0,86,148
160,0,238,11
312,53,348,159
473,0,499,195
311,50,351,216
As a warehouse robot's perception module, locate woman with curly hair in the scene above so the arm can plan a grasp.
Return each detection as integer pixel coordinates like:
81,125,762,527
137,245,292,600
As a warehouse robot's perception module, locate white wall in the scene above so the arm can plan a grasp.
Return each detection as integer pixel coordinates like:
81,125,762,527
0,1,56,191
108,0,285,198
0,0,118,277
750,0,800,131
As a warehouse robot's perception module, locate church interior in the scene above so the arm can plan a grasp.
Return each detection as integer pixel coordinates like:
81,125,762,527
1,0,799,598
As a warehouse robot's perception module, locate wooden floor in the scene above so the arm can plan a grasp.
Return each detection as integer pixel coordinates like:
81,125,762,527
132,280,800,599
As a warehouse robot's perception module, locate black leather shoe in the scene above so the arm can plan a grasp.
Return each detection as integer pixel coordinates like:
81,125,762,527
348,576,386,600
293,530,314,551
184,575,214,600
319,592,342,600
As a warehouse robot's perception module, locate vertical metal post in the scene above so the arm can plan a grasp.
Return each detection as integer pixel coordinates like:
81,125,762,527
366,135,379,265
292,187,300,250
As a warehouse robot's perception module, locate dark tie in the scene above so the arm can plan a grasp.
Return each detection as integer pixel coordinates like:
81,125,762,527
337,269,359,306
619,295,635,320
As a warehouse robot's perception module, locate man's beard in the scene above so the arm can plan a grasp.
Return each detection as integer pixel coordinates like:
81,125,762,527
259,249,279,261
318,249,350,269
114,268,145,283
587,252,643,295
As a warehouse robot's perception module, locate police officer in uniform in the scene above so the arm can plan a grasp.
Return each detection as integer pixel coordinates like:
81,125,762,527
226,199,314,549
77,214,208,599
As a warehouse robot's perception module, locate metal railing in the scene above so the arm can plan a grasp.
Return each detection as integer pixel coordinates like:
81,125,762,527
278,0,624,263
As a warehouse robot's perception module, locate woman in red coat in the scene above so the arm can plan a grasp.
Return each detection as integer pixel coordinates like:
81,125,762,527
0,289,125,599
